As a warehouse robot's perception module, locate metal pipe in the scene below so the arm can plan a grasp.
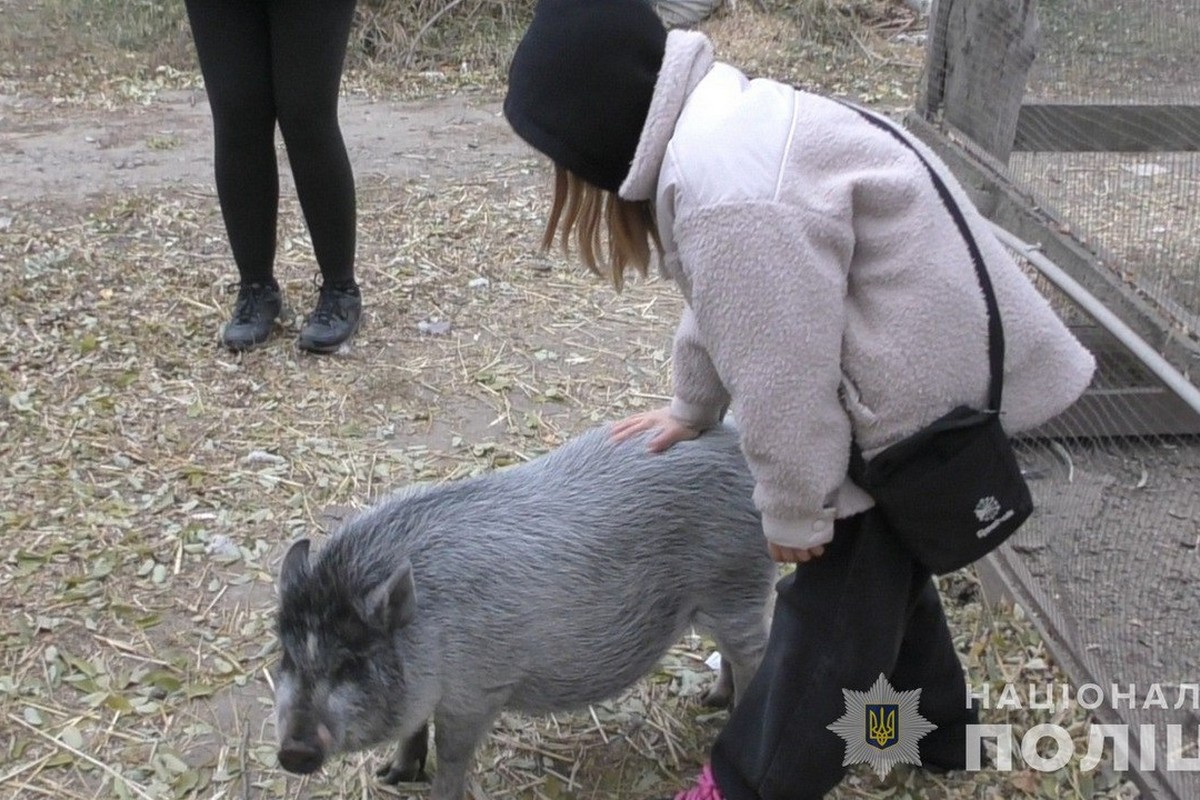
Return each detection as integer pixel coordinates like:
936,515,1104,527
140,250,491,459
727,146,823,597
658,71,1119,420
987,222,1200,417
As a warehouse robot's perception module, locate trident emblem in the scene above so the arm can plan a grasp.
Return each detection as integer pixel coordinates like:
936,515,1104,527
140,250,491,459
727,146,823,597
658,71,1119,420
866,703,898,749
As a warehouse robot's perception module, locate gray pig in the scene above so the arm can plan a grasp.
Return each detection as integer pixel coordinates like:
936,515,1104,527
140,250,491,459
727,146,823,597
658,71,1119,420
272,420,776,800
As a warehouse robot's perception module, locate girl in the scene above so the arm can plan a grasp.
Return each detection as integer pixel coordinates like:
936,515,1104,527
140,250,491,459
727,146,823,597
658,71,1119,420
503,0,1096,797
184,0,363,353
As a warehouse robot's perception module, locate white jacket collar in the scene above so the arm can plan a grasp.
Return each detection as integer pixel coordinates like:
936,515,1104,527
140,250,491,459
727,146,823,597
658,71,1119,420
618,30,714,201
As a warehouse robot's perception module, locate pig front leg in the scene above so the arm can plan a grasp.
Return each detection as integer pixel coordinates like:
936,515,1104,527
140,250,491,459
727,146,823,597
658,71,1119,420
701,660,735,709
428,710,496,800
377,721,430,784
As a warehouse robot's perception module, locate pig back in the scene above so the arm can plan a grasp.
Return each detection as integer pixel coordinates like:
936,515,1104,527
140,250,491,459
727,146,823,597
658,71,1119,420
316,421,772,710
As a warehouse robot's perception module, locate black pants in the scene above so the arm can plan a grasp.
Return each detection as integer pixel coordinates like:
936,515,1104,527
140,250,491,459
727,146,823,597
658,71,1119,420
184,0,358,287
711,510,977,800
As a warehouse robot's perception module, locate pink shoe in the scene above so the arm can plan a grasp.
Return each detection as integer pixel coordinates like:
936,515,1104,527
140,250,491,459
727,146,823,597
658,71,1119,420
673,763,724,800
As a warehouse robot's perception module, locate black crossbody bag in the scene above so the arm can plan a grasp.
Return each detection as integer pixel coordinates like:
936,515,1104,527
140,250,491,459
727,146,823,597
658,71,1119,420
842,104,1034,575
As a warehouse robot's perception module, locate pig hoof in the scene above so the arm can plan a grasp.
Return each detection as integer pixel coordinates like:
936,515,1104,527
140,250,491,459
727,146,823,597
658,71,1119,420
376,757,428,785
700,686,733,709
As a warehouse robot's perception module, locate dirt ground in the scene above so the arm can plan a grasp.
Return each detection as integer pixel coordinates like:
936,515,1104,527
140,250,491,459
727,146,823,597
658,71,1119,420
0,88,530,206
0,4,1149,799
2,76,715,800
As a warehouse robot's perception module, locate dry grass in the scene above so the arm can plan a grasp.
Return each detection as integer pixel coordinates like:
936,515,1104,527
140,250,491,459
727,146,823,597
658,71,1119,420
0,1,1146,798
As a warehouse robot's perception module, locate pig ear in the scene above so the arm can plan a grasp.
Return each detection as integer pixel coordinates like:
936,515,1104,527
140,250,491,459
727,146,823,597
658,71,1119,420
366,559,418,632
279,539,311,595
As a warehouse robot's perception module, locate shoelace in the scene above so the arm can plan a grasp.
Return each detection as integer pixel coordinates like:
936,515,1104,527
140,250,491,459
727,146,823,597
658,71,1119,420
230,282,274,324
310,288,342,326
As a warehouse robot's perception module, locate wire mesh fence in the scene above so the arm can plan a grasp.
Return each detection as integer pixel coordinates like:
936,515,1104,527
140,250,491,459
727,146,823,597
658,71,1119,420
922,0,1200,351
915,2,1200,795
1015,0,1200,343
985,234,1200,799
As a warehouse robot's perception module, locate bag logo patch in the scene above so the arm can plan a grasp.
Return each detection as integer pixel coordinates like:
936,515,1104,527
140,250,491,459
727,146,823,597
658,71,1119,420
974,495,1014,538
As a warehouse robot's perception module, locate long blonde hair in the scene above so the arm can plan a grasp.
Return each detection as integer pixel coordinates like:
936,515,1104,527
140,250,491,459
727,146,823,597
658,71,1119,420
541,164,663,291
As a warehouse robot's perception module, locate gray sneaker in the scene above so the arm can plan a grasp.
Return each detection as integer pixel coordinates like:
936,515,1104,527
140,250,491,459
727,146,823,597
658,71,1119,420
298,282,362,353
222,281,283,351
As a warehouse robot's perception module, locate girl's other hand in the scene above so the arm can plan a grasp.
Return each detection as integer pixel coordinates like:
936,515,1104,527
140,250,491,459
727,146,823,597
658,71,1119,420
609,405,701,452
768,543,826,564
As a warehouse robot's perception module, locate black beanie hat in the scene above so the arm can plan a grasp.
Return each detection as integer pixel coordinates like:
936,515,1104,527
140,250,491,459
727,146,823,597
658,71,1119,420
504,0,668,194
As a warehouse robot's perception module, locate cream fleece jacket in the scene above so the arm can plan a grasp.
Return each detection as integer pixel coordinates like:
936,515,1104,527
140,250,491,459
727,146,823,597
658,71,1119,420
618,31,1097,550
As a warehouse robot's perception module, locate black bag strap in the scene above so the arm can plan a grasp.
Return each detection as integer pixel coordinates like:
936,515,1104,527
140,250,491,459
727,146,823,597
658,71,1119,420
835,100,1006,413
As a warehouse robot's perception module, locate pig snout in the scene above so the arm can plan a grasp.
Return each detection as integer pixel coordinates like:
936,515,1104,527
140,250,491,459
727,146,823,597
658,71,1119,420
277,717,335,775
278,738,324,775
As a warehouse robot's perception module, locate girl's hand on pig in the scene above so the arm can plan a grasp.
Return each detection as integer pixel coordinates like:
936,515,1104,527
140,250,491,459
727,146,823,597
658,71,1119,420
609,406,700,452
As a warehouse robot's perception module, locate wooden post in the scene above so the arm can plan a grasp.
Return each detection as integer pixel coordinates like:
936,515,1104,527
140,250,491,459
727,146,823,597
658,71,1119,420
918,0,1041,164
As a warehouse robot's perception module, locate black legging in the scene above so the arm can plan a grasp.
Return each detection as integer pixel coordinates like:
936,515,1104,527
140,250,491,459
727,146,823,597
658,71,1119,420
184,0,358,288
